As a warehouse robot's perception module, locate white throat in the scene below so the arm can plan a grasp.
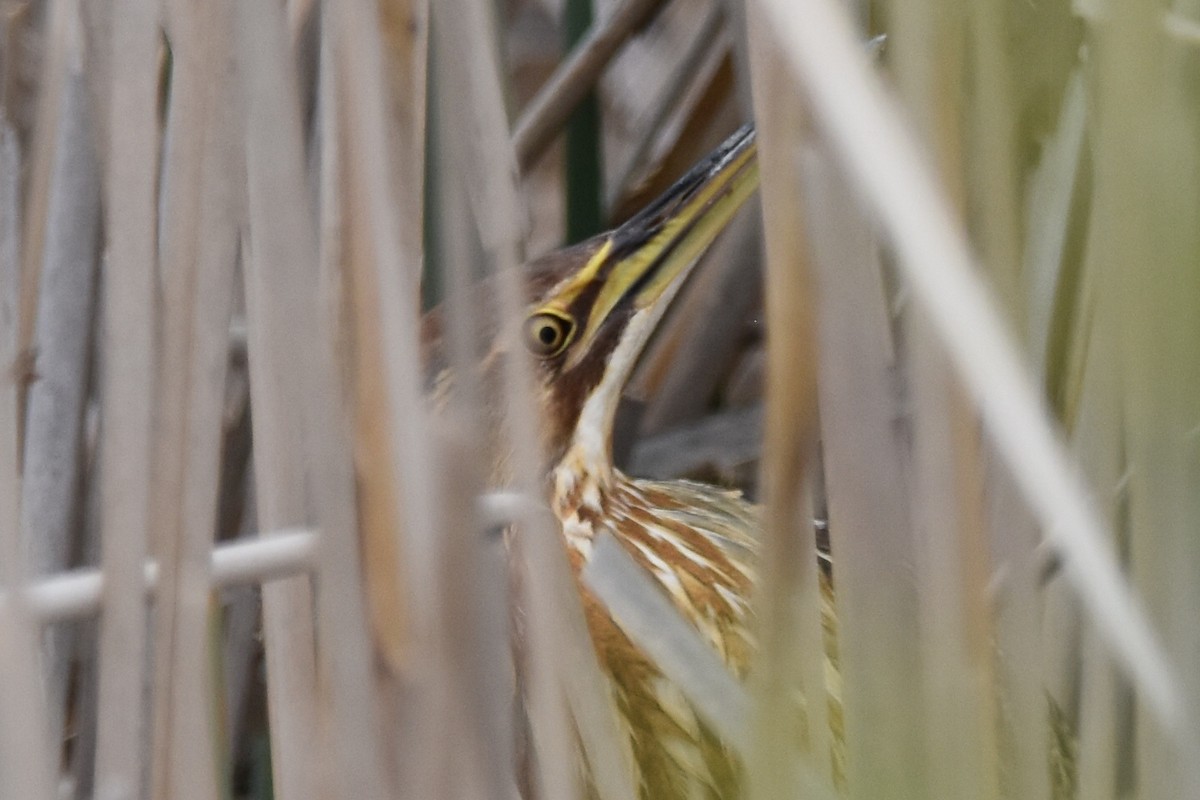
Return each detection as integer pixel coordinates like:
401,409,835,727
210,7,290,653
564,309,658,480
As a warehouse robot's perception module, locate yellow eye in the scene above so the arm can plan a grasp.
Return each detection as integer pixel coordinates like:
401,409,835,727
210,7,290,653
525,311,575,357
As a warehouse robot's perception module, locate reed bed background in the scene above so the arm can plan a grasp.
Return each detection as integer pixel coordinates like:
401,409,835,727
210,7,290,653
0,0,1197,798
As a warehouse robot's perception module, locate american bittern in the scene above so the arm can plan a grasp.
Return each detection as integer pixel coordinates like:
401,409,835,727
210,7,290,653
425,125,762,799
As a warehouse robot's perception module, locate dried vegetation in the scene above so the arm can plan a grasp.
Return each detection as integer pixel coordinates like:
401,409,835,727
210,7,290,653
0,0,1198,798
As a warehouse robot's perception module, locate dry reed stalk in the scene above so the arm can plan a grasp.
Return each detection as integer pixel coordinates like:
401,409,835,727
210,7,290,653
241,3,395,799
742,10,830,797
15,0,73,394
755,0,1182,734
984,63,1088,800
607,33,738,224
962,0,1023,321
286,0,317,44
883,2,1004,794
1039,195,1114,800
327,0,433,636
1025,70,1086,408
882,0,966,205
596,0,721,136
431,0,640,796
427,18,518,798
220,512,263,771
303,188,394,798
18,0,99,744
907,321,1002,800
0,111,56,800
17,10,98,551
604,1,724,215
342,0,427,681
0,508,57,797
509,500,638,800
985,465,1051,800
756,18,929,797
6,527,316,625
512,0,667,172
77,1,113,151
378,0,428,266
518,513,641,800
803,149,930,799
1075,627,1123,799
325,0,451,796
1058,223,1130,800
91,0,160,796
145,1,240,797
1040,570,1083,790
1092,4,1200,795
1036,153,1102,791
238,31,323,800
429,436,515,799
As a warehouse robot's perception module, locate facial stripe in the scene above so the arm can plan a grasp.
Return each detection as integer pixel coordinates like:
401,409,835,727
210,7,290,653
565,142,758,370
537,238,614,316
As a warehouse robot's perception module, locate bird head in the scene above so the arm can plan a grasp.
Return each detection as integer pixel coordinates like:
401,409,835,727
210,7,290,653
523,125,758,477
423,125,759,485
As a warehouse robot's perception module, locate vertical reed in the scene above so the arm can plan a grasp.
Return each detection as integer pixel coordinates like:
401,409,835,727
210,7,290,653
2,1,1198,798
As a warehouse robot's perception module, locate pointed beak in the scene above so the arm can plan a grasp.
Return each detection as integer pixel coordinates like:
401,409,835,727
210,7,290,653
620,124,759,313
552,125,760,369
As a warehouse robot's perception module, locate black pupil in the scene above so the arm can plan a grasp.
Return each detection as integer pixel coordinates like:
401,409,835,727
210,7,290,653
538,323,558,345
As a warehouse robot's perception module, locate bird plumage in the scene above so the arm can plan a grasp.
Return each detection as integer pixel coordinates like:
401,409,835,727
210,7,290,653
423,125,763,799
558,467,757,799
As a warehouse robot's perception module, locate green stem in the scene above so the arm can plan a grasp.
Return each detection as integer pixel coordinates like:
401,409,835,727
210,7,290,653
564,0,603,243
